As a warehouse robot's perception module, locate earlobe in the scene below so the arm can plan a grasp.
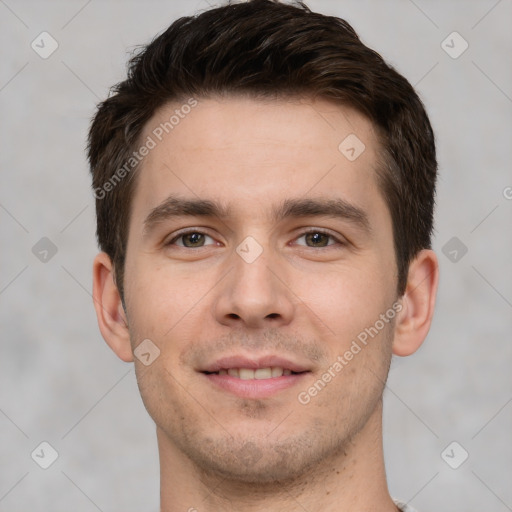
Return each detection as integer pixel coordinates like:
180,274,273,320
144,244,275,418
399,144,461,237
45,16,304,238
392,249,439,357
92,252,134,362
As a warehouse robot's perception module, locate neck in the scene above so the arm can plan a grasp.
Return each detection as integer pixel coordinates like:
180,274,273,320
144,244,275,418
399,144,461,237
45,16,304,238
158,401,397,512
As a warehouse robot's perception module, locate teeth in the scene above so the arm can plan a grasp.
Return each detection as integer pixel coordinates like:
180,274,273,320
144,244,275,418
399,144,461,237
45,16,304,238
239,368,254,380
255,368,272,379
216,367,293,380
271,367,283,377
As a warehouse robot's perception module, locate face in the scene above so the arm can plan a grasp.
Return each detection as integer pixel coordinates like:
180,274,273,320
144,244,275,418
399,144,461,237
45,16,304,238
122,96,399,483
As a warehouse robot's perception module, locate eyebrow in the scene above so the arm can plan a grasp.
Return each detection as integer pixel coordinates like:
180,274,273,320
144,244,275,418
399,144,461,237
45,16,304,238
143,195,371,236
274,197,371,232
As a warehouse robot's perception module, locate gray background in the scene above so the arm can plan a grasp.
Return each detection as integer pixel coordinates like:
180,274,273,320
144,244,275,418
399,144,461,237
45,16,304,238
1,0,511,510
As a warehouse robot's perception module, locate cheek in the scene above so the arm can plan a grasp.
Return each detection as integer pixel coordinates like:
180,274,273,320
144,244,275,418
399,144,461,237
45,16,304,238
134,361,189,437
125,260,213,339
296,320,393,435
294,263,394,346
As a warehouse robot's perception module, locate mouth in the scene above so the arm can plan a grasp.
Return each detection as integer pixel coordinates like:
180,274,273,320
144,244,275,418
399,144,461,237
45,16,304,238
204,366,303,379
199,355,312,398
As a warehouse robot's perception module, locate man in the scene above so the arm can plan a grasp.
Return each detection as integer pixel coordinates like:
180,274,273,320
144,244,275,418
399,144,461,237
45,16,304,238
88,1,438,510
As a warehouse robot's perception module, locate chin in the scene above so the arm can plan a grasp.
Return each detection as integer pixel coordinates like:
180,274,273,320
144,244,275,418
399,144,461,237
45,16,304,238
184,434,339,486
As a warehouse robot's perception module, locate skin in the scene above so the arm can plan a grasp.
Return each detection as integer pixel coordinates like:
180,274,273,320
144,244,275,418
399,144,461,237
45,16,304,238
93,96,438,512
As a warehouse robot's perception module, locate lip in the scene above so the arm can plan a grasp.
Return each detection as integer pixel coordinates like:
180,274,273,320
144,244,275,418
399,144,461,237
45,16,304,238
199,354,312,399
200,354,311,374
203,372,309,399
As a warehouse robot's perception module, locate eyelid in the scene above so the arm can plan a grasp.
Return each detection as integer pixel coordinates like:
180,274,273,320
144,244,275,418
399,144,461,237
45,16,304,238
292,228,346,247
164,227,346,248
165,228,218,247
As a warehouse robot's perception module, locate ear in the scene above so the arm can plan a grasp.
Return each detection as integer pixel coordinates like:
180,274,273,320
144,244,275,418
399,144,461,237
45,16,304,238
392,249,439,356
92,252,133,362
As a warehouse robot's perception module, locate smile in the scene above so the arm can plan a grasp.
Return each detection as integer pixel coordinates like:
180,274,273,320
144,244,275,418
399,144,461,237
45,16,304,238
206,367,297,379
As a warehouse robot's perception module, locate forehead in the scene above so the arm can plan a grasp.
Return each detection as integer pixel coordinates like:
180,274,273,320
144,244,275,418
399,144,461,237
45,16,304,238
131,96,386,226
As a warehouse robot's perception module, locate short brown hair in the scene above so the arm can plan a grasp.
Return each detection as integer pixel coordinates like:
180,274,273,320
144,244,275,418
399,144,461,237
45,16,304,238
88,0,437,300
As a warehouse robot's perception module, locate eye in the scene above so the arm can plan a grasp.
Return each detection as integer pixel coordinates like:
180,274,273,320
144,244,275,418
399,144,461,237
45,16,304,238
295,230,341,248
167,230,216,248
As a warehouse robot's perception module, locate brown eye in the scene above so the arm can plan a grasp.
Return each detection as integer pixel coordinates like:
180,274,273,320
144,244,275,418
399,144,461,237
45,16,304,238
168,231,215,248
181,232,206,247
295,230,339,248
304,232,331,247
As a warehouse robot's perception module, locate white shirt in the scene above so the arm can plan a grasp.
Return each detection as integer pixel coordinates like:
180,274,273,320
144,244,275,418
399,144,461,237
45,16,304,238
395,500,418,512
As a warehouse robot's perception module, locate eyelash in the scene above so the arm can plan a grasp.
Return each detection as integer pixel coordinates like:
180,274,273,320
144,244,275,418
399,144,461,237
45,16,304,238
166,228,345,249
297,229,344,248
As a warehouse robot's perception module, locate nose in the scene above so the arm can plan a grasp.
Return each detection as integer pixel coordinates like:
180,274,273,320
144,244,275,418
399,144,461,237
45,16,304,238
213,243,295,330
